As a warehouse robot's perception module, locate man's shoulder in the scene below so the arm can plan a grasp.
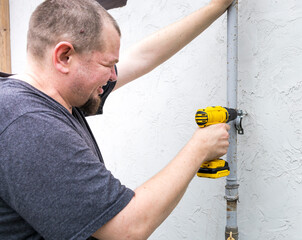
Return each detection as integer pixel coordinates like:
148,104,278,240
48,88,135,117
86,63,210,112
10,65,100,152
0,78,33,118
0,77,35,99
0,78,76,135
0,78,46,115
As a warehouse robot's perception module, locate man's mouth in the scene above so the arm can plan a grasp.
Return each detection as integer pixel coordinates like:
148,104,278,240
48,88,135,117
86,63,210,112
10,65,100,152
98,86,104,94
98,81,109,94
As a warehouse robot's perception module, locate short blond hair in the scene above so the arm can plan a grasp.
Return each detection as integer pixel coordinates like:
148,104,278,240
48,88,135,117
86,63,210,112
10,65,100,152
27,0,121,60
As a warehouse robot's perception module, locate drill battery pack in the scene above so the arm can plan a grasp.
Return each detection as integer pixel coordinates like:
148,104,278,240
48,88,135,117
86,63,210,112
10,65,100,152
197,159,230,179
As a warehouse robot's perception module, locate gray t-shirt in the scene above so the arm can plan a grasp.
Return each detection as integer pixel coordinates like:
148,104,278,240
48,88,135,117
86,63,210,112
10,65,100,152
0,78,134,240
96,0,127,10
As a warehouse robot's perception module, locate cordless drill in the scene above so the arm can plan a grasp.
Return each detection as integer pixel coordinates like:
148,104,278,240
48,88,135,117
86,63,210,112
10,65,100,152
195,106,238,179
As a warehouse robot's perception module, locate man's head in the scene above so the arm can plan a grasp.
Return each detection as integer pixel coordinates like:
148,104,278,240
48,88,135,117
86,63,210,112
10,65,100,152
27,0,120,61
26,0,121,115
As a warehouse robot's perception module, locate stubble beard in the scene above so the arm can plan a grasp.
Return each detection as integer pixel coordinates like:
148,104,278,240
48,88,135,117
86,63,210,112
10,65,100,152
79,95,102,116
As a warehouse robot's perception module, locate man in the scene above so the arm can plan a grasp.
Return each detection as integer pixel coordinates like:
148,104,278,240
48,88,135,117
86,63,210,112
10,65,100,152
0,0,232,239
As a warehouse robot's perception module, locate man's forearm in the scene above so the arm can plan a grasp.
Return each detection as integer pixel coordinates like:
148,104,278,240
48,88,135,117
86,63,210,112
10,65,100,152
93,135,207,240
116,1,232,89
92,124,230,240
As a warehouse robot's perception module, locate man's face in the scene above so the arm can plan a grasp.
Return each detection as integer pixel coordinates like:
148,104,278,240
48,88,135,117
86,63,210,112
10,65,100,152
72,24,120,115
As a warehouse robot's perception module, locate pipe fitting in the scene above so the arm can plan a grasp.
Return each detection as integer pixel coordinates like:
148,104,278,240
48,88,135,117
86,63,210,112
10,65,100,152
225,194,239,202
225,184,240,190
225,184,239,201
225,227,239,240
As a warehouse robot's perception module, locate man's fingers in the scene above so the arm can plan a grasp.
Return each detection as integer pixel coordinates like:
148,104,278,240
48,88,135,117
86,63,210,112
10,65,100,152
214,123,231,132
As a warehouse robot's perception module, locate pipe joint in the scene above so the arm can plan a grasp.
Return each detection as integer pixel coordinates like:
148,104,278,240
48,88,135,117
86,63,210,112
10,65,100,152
225,227,239,240
225,183,239,190
225,184,239,201
224,194,239,202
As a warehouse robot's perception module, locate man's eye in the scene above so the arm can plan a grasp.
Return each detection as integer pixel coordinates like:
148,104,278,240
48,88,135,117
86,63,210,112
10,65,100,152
106,64,114,68
99,63,110,68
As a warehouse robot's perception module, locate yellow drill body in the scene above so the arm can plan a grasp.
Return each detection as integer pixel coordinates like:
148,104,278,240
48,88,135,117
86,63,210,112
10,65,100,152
195,106,237,128
195,106,238,179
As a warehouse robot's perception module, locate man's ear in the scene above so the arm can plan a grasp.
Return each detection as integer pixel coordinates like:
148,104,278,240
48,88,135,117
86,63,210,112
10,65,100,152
52,42,75,74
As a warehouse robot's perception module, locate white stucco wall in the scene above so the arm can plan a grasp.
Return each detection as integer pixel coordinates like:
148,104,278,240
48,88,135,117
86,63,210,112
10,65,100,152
9,0,302,239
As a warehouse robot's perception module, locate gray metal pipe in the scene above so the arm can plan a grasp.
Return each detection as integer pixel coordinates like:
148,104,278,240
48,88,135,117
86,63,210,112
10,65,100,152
225,1,239,240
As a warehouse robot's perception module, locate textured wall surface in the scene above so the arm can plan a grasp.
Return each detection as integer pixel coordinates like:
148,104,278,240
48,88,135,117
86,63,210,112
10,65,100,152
9,0,302,239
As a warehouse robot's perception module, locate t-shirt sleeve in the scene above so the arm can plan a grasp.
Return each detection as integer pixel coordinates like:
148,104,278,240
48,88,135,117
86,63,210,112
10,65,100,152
0,112,134,240
95,0,127,10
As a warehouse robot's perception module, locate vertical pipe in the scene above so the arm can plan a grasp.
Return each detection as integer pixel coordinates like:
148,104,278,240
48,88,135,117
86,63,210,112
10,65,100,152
225,1,239,240
0,0,11,73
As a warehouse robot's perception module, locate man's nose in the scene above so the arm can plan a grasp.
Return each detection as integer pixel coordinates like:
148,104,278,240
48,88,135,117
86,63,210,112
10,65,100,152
109,65,118,81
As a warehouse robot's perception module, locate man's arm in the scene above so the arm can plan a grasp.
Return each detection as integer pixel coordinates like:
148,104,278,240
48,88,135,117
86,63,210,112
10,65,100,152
93,123,230,240
115,0,234,90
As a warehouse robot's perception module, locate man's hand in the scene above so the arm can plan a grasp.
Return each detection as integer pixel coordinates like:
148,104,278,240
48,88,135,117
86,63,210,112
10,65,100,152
210,0,234,12
190,123,230,165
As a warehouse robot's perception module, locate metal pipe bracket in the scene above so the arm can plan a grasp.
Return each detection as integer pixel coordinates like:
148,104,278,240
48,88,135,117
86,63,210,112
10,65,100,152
235,109,247,135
